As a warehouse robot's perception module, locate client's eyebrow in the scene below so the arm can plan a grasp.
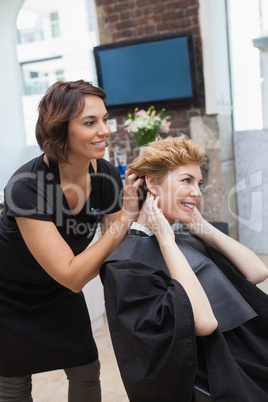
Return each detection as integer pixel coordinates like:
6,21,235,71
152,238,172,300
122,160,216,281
179,173,203,183
179,173,194,178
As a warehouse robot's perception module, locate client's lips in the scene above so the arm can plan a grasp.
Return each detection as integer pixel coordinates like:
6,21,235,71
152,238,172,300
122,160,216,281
181,202,195,210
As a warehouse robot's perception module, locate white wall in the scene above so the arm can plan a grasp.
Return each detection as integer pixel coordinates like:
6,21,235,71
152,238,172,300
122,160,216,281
233,130,268,253
83,226,106,332
0,0,27,191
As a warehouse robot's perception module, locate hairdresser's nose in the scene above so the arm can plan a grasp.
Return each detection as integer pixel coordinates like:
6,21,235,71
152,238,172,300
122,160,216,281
97,120,111,136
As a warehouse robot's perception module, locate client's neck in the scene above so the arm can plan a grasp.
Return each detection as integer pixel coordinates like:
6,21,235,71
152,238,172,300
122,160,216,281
136,208,149,227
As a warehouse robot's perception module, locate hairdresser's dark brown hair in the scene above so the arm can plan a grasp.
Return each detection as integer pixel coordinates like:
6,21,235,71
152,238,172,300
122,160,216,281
36,80,106,163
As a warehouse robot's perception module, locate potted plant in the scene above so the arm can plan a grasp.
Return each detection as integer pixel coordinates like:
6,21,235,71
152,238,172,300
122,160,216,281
124,106,171,148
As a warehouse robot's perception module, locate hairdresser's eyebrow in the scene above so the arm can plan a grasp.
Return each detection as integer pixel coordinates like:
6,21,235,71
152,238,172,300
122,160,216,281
81,112,109,120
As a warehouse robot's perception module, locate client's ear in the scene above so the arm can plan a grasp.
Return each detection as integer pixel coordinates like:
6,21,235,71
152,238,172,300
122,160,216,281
145,176,157,196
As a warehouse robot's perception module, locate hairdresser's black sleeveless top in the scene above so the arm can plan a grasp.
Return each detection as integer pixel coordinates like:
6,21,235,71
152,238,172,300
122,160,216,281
0,154,122,376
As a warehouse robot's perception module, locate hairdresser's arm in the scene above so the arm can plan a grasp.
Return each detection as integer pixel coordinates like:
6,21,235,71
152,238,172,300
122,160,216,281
147,195,218,336
15,171,142,293
189,208,268,284
100,209,121,233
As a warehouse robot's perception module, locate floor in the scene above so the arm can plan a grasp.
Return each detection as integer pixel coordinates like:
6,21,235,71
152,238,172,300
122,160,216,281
32,255,268,402
32,317,128,402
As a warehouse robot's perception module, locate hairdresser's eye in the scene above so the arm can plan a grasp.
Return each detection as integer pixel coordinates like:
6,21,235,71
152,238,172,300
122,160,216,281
84,120,94,126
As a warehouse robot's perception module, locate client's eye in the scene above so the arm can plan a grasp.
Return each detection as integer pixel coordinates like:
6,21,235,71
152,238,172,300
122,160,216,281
182,178,191,184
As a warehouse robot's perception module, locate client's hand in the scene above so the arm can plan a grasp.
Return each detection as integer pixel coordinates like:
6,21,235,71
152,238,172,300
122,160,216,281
188,207,213,237
145,193,175,244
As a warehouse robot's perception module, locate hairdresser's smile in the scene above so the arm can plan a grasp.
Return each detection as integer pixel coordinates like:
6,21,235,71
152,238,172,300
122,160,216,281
67,95,110,162
91,140,107,149
155,164,203,224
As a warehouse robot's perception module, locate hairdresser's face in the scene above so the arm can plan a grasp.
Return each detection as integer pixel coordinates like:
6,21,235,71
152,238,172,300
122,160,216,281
153,164,203,225
67,95,110,161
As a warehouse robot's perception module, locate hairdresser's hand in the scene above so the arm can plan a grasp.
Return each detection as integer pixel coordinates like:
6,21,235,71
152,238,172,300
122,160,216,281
121,170,143,222
146,193,175,244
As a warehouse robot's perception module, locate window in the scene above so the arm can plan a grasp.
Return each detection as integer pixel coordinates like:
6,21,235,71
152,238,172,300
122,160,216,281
228,0,268,130
17,0,98,145
56,69,65,81
50,12,60,38
17,10,44,44
22,69,49,95
21,58,63,96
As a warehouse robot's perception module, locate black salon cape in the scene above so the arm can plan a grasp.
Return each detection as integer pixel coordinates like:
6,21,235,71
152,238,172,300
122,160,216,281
100,231,268,402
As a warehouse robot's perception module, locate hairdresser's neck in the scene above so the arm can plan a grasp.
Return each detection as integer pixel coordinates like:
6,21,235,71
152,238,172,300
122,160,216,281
59,156,97,180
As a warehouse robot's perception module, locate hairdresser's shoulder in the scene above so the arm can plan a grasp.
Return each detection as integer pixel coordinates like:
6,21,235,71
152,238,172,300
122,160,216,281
7,154,48,182
96,158,121,178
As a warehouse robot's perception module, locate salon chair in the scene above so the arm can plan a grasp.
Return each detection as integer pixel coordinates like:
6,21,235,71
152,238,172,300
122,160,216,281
210,222,229,235
193,373,212,402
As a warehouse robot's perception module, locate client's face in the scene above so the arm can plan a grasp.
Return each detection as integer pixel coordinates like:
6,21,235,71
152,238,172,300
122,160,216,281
155,164,203,225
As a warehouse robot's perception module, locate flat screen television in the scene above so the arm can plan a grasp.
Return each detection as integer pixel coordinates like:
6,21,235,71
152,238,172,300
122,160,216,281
93,31,199,111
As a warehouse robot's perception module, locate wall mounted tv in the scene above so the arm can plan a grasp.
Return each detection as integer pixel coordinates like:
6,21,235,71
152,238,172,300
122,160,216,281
93,31,199,111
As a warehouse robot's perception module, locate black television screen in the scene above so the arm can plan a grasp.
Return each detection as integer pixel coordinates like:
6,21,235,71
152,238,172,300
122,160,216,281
93,31,199,111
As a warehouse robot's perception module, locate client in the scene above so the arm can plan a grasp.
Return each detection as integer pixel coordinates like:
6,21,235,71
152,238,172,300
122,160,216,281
100,135,268,402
